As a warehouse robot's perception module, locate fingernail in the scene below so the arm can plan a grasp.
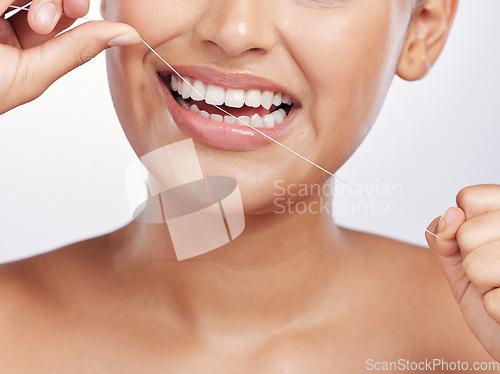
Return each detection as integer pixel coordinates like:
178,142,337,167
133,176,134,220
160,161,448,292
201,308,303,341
436,209,449,233
34,2,57,30
108,32,141,47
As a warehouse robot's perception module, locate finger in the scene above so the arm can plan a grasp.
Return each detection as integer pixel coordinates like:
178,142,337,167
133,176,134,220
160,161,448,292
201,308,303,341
61,0,89,19
427,206,466,254
461,241,500,297
426,207,468,300
482,287,500,325
27,0,63,34
457,184,500,220
456,210,500,257
10,11,77,48
0,18,21,47
3,20,140,114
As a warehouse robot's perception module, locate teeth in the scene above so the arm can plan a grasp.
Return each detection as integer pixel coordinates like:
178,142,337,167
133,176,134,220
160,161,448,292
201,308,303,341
238,116,251,126
272,109,286,125
224,115,237,125
273,92,282,107
251,114,265,128
263,114,275,129
170,75,295,110
176,96,189,110
245,90,262,108
170,76,178,92
225,89,246,108
210,114,223,122
169,75,293,128
282,94,292,105
261,91,274,110
191,80,206,101
182,79,191,100
205,85,226,105
183,99,285,128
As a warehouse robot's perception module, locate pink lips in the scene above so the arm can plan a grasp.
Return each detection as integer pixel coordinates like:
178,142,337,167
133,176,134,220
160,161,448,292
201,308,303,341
158,65,300,152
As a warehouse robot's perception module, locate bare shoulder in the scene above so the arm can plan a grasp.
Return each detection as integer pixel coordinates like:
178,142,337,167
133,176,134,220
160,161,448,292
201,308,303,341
0,251,61,369
342,227,496,365
0,237,112,371
0,236,106,297
0,233,113,311
0,250,60,317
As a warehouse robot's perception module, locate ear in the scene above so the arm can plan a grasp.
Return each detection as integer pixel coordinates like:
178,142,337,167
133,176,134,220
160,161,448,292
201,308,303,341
100,0,107,19
397,0,459,81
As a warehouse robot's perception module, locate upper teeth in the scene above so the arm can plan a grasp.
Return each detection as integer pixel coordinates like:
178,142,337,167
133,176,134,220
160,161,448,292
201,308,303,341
170,76,293,110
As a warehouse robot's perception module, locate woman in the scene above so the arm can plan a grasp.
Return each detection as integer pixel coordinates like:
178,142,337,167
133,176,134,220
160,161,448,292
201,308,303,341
1,0,500,372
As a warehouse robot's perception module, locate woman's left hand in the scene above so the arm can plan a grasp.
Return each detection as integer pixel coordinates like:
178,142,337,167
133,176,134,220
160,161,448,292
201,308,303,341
427,184,500,361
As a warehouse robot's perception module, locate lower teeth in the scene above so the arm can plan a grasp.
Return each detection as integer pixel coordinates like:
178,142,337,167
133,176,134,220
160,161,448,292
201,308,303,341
175,94,288,129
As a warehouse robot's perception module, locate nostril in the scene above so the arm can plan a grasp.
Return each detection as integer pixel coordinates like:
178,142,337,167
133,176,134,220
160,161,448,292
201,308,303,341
248,47,264,53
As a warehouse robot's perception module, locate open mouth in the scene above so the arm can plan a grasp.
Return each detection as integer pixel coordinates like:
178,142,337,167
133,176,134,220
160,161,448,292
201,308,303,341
159,73,295,129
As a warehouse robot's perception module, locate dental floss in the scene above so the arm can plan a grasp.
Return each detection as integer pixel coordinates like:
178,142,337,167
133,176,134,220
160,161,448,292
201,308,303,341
6,5,439,239
4,1,31,19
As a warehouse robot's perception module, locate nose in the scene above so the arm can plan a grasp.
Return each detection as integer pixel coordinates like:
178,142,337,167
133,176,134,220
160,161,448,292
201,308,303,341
194,0,277,58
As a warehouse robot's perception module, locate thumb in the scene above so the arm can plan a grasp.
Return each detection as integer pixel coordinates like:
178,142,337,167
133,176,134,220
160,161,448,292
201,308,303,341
426,207,468,299
17,20,140,107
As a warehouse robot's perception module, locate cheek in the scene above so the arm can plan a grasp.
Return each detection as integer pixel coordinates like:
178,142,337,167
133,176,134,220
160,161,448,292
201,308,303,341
283,4,404,168
104,2,211,158
106,46,153,158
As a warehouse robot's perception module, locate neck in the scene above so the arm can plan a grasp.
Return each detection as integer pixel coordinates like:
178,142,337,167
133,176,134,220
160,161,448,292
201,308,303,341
108,185,353,339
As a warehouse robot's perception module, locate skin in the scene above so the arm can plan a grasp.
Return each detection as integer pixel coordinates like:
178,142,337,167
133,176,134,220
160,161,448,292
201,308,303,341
1,0,500,372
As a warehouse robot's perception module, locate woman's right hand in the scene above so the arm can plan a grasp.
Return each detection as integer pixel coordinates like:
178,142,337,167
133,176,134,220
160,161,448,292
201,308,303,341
0,0,140,115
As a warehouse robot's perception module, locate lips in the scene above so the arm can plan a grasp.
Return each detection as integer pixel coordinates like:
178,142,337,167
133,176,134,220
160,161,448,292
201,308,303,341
156,65,301,152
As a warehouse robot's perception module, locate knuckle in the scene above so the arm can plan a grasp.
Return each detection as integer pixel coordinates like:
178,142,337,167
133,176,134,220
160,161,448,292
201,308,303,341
67,33,100,66
456,186,476,214
455,221,475,253
462,252,488,287
77,48,93,65
483,289,500,320
78,46,101,65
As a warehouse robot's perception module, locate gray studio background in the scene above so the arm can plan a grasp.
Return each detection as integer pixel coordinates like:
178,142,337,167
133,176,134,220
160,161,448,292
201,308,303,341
0,1,499,263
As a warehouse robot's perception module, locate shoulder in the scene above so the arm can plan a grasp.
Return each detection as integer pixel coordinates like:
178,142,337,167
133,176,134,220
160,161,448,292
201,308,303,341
0,242,83,322
342,227,453,298
342,228,496,365
0,251,57,315
0,237,112,370
345,227,453,291
0,234,112,311
0,252,60,369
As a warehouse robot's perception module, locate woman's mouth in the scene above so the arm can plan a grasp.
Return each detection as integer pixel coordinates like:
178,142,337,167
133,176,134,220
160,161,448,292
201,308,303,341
157,67,301,152
167,75,293,129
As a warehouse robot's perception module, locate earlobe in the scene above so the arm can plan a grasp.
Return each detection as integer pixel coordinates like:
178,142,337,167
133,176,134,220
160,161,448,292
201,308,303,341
396,0,458,81
397,35,432,81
